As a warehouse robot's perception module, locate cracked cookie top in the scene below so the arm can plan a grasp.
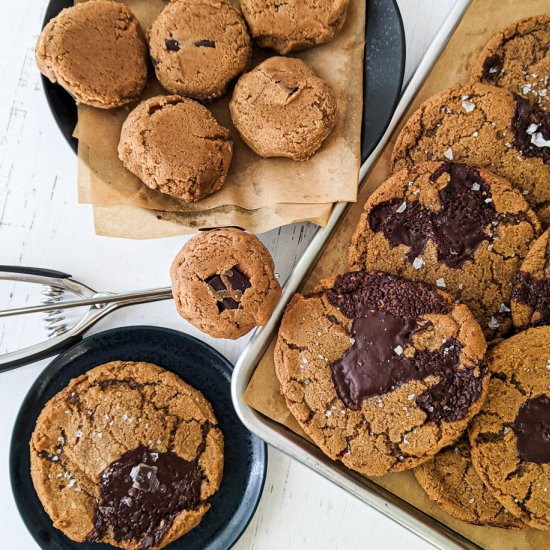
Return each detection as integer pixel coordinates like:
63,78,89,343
512,229,550,330
30,361,224,550
349,161,541,341
469,327,550,530
275,271,487,477
390,83,550,226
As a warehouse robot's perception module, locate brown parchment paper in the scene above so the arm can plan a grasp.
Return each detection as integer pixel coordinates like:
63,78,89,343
243,1,550,548
75,0,365,236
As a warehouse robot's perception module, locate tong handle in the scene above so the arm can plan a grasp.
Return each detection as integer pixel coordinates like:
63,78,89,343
0,265,71,279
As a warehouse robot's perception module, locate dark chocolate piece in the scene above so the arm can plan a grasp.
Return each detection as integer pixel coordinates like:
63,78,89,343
512,95,550,163
482,53,503,82
225,268,251,293
513,395,550,464
205,267,251,312
194,39,216,48
512,272,550,327
165,38,180,52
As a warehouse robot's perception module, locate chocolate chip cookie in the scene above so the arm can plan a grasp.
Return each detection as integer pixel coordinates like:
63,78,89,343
229,56,337,161
30,361,224,550
240,0,350,54
469,327,550,530
275,271,488,477
471,15,550,112
170,228,282,339
415,438,524,528
512,229,550,330
36,0,147,109
349,162,541,341
391,83,550,226
148,0,252,100
118,95,233,202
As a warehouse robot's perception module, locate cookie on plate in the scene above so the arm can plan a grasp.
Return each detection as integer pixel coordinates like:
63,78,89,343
275,271,488,477
471,15,550,112
349,161,541,340
170,228,282,339
30,361,224,550
469,327,550,530
240,0,350,54
229,56,337,161
36,0,147,109
512,229,550,330
390,83,550,226
415,438,524,528
148,0,252,100
118,95,232,202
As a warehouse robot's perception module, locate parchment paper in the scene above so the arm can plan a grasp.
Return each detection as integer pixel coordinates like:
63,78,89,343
75,0,365,236
243,1,550,548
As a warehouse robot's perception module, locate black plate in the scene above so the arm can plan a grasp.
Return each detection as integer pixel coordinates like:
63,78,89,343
10,326,266,550
42,0,405,162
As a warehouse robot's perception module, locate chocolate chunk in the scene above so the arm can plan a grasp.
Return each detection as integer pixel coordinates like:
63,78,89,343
225,268,251,293
513,395,550,464
512,272,550,327
165,38,180,52
194,39,216,48
512,95,550,163
368,163,496,268
326,272,485,421
89,446,203,549
205,268,251,312
205,274,227,293
482,53,503,82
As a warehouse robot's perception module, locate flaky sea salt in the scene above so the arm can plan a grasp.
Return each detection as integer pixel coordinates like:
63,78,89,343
443,148,454,160
394,345,404,356
396,202,407,214
488,316,500,329
436,278,446,288
412,257,424,270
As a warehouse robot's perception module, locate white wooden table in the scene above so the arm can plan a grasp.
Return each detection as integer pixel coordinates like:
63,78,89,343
0,1,458,548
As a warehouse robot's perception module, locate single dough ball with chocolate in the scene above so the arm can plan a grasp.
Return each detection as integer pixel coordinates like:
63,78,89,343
170,229,282,339
118,95,232,202
36,0,147,108
275,271,488,477
148,0,252,100
241,0,351,54
229,56,337,161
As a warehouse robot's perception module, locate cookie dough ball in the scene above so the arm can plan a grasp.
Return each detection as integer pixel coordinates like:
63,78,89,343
170,229,282,339
512,229,550,330
229,56,337,161
349,161,541,341
30,361,224,549
469,328,550,530
275,271,488,477
471,15,550,112
391,83,550,226
241,0,350,54
148,0,252,100
36,0,147,109
118,95,233,202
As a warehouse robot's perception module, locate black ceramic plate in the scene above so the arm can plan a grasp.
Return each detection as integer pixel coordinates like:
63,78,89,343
10,326,266,550
42,0,405,162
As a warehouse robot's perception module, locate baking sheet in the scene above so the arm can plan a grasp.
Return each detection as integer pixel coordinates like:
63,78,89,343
242,1,550,548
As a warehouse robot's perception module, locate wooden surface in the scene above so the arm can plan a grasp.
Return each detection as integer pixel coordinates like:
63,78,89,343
0,1,457,548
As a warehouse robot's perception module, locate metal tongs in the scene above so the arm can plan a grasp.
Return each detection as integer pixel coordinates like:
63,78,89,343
0,266,173,372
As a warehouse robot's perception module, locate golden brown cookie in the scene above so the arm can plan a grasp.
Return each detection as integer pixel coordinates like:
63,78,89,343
240,0,350,54
415,438,524,528
36,0,147,109
170,229,282,339
118,95,233,202
469,327,550,531
471,15,550,112
275,271,488,477
30,361,224,550
229,56,337,161
349,162,541,341
391,83,550,226
148,0,252,100
512,229,550,330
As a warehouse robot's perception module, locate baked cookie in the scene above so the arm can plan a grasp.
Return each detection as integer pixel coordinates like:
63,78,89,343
415,438,524,528
240,0,350,54
30,361,224,550
229,56,337,161
275,271,488,477
471,15,550,112
148,0,252,100
391,83,550,226
349,162,541,341
512,229,550,330
469,328,550,530
170,228,282,339
36,0,147,109
118,95,232,202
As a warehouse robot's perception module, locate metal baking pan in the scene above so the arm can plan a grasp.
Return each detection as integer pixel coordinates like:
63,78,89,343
231,1,482,549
